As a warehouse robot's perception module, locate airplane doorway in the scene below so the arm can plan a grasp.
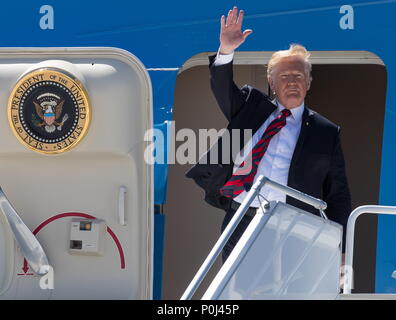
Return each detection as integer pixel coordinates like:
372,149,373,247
162,51,386,299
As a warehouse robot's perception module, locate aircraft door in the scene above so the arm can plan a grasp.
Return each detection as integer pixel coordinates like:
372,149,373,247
0,48,153,299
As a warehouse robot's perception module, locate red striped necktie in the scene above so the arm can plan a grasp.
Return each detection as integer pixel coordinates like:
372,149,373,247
220,108,291,198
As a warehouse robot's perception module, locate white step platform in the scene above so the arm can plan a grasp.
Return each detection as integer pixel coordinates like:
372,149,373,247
202,201,343,300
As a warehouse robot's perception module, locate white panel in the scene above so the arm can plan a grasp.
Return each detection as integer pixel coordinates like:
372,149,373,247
0,48,153,299
203,202,342,300
0,212,15,296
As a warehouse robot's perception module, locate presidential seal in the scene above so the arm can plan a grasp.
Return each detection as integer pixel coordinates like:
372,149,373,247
8,68,91,154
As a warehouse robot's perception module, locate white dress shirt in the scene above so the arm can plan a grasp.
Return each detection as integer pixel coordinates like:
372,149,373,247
214,51,304,208
214,50,234,66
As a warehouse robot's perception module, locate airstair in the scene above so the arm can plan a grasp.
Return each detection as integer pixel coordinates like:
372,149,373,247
182,175,396,300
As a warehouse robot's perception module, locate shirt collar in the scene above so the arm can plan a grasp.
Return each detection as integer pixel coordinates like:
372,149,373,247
272,99,304,122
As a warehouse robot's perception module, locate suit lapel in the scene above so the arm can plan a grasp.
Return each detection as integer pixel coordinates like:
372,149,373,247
290,107,314,166
228,97,275,129
250,100,277,134
228,98,276,159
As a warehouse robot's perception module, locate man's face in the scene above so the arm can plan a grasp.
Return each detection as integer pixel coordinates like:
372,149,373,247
269,56,311,109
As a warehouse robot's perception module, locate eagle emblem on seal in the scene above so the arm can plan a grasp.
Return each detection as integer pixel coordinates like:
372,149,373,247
8,68,91,154
33,93,69,133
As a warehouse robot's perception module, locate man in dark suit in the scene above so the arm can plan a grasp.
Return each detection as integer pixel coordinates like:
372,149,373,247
186,7,351,262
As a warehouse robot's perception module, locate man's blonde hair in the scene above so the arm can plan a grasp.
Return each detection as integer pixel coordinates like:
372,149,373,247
267,44,312,78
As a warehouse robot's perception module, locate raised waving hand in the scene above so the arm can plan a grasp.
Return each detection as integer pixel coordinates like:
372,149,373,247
219,7,253,55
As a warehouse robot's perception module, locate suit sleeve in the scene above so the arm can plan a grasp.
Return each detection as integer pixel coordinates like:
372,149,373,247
209,54,250,122
323,130,352,252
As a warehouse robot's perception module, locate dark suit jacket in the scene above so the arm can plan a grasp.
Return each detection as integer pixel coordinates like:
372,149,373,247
186,54,351,247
